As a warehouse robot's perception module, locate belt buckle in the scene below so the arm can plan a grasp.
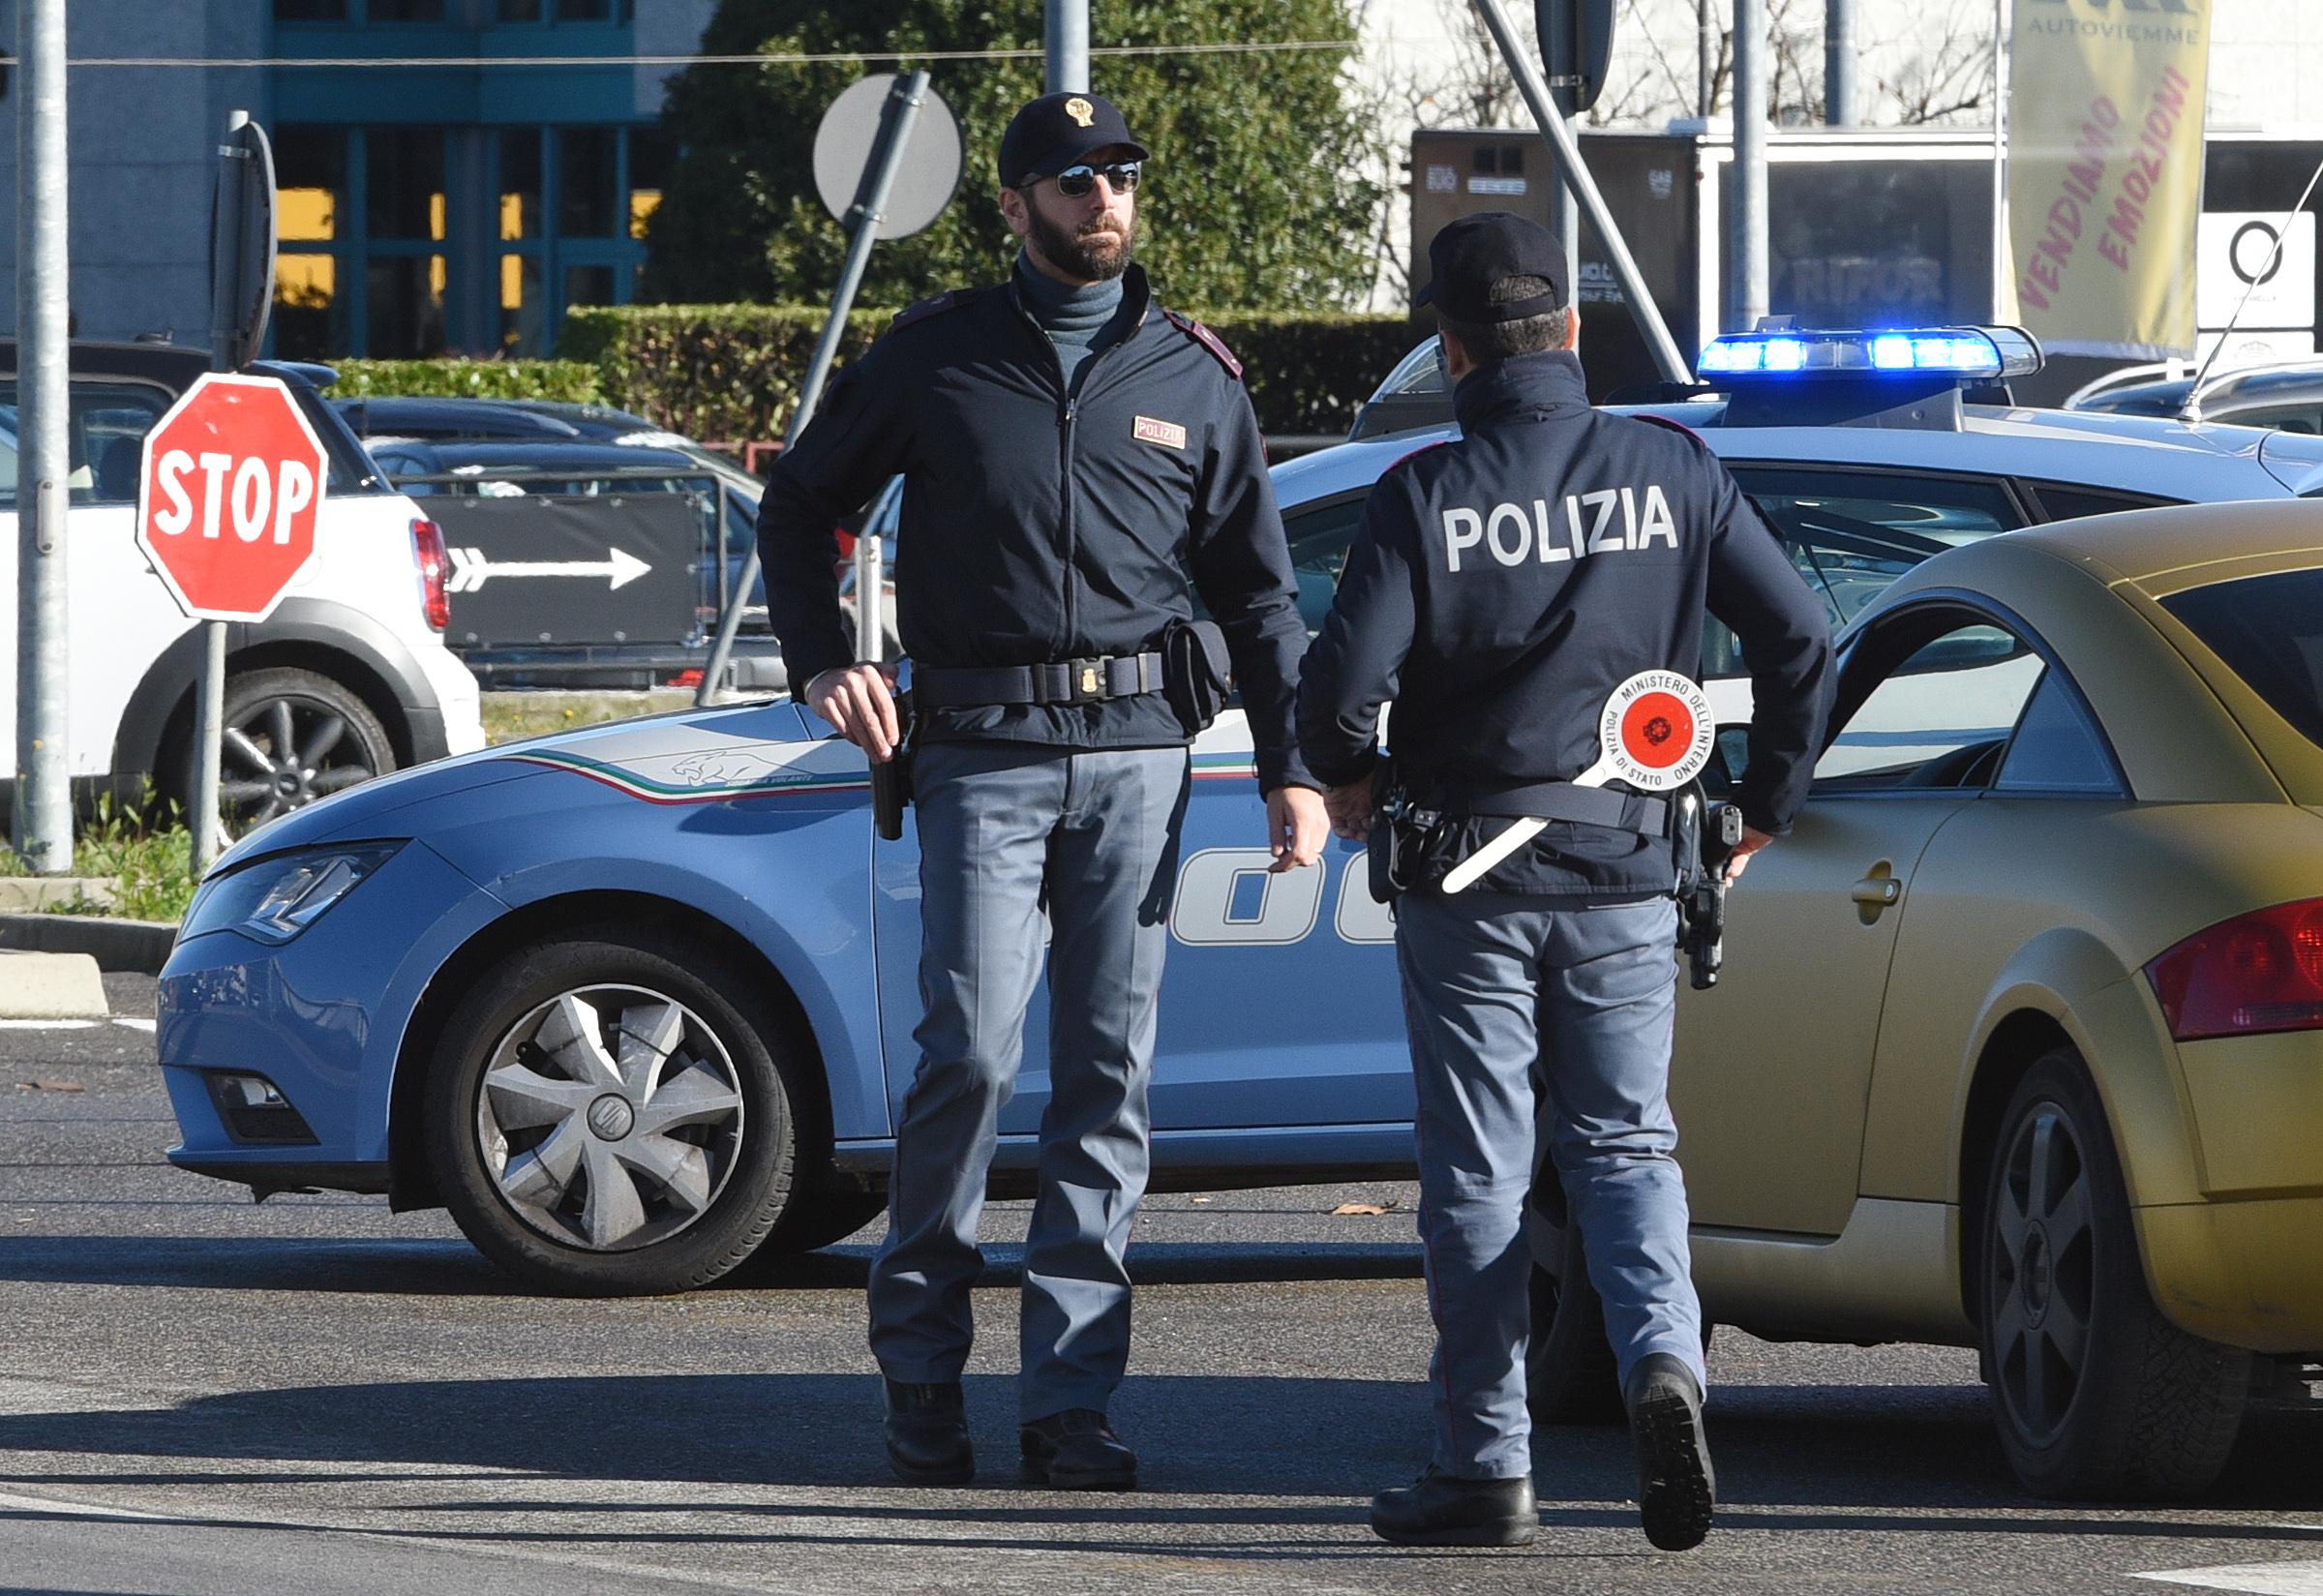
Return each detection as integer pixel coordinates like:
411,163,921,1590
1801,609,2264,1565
1069,656,1107,704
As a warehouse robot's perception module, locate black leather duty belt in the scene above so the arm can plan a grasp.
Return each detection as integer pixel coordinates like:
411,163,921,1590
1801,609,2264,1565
913,651,1165,710
1444,778,1672,837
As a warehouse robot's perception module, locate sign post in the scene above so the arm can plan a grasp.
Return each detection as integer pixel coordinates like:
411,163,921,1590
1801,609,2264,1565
137,375,327,869
182,112,282,873
696,72,962,708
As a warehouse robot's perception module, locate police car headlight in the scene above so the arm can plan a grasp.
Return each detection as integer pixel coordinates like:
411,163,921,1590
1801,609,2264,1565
184,843,405,946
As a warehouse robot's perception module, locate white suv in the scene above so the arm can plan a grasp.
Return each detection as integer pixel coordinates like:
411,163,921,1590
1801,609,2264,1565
0,342,484,825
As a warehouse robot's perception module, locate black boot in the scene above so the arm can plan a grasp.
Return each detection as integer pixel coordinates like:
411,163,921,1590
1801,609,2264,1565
1368,1467,1538,1547
1019,1408,1138,1491
1625,1353,1714,1551
884,1379,974,1486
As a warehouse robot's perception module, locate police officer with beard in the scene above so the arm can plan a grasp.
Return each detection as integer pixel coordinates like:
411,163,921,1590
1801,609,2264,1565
757,91,1328,1492
1296,214,1833,1550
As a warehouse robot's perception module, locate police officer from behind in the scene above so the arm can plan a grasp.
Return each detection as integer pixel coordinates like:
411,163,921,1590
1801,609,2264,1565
1296,214,1832,1551
757,91,1328,1492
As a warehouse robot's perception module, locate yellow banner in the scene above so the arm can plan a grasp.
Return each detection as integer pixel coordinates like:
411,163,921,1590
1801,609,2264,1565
2008,0,2211,358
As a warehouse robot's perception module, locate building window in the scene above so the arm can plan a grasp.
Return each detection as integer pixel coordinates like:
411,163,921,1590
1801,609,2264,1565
275,0,349,19
558,127,619,238
271,120,655,359
500,255,546,354
557,0,614,19
369,0,448,17
367,130,446,242
629,123,670,241
498,0,544,18
369,257,448,357
275,127,348,359
500,131,543,240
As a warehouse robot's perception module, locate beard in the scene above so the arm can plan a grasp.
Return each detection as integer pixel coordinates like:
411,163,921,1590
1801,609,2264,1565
1026,201,1135,283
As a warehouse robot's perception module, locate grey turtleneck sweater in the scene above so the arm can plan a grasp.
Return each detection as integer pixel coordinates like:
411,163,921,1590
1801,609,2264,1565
1014,251,1127,392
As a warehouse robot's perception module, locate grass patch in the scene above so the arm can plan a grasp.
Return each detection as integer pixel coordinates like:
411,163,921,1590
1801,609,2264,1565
482,689,697,744
8,795,199,922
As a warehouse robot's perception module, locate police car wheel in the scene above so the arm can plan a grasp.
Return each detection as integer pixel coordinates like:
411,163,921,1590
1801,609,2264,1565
1976,1048,2248,1498
424,928,799,1297
1525,1210,1626,1426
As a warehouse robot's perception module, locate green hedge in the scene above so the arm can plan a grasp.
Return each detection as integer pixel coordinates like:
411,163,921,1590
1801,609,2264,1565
329,358,605,404
560,303,1421,442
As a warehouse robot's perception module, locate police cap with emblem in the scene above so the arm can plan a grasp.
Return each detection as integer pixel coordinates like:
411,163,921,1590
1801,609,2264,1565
998,91,1150,188
1416,211,1570,323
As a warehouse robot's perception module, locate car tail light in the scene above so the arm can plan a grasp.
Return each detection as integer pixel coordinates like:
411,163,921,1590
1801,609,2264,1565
2146,897,2323,1040
411,517,450,631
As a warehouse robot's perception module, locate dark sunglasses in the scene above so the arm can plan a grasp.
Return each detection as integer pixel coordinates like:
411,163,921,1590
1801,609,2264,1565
1028,161,1142,199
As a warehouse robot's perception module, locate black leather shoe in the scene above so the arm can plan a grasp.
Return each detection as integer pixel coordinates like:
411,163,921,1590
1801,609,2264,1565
1625,1353,1714,1551
1019,1408,1137,1491
884,1379,974,1486
1368,1467,1538,1547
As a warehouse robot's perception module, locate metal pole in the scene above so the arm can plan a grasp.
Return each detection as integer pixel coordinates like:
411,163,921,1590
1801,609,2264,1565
1731,0,1771,332
1991,0,2010,322
1699,0,1718,117
1825,0,1856,127
1548,59,1581,326
192,623,226,870
1472,0,1693,383
1045,0,1090,96
14,0,72,875
697,71,929,708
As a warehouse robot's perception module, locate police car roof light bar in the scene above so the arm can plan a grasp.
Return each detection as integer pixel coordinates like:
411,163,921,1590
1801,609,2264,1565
1697,325,2042,384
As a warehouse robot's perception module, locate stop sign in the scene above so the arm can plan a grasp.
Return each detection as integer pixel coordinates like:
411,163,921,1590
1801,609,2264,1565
136,372,329,621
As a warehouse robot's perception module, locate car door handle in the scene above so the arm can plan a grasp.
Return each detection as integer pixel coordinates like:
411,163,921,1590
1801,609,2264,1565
1851,875,1903,907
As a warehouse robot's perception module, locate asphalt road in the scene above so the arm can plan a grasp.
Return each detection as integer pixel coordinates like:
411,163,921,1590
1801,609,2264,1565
1,974,2317,1596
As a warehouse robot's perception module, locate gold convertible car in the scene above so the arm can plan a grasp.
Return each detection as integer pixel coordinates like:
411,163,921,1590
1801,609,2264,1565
1528,499,2323,1500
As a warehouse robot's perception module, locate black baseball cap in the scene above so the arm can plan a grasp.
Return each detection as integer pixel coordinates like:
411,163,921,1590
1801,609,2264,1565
998,91,1149,188
1416,212,1569,323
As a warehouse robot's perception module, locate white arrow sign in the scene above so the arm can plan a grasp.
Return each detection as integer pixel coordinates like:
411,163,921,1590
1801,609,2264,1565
445,546,652,594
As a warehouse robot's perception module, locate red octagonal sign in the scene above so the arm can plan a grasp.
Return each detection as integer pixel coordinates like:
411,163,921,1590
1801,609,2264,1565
136,373,329,622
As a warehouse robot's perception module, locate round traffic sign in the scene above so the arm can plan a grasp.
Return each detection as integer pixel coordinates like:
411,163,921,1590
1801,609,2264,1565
812,74,965,240
136,372,329,622
1578,670,1714,792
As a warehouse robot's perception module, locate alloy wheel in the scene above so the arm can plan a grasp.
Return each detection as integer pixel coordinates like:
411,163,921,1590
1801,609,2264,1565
220,695,380,821
475,984,746,1252
1987,1102,2097,1446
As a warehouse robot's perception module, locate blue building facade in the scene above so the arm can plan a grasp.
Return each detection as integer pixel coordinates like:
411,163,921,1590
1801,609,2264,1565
0,0,713,357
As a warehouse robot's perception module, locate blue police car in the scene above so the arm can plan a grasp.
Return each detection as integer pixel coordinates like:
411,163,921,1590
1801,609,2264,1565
159,327,2321,1299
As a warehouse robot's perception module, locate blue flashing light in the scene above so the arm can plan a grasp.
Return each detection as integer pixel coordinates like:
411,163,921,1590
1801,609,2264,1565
1695,325,2043,385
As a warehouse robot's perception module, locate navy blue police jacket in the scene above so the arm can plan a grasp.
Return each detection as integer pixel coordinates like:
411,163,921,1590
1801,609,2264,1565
1295,348,1834,899
756,262,1315,794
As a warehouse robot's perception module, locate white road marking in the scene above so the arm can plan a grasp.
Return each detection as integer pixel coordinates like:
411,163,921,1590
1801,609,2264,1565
112,1017,157,1033
0,1018,97,1030
0,1489,167,1521
2136,1561,2323,1594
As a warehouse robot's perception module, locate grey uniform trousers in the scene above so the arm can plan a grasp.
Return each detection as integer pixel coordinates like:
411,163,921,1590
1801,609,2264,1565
1394,889,1704,1480
868,739,1190,1423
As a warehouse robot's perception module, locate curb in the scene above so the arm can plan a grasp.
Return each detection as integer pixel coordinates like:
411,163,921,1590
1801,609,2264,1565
0,914,179,975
